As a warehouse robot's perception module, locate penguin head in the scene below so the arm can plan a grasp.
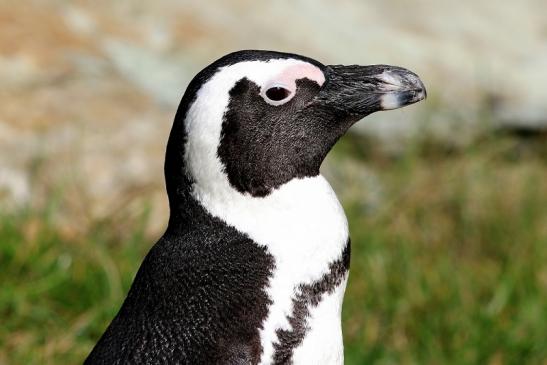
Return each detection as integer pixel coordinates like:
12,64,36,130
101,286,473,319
166,50,426,207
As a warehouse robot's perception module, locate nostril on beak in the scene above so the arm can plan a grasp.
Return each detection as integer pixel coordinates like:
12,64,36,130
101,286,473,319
377,69,425,91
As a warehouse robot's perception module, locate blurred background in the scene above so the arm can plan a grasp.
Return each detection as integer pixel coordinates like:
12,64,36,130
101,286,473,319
1,0,546,364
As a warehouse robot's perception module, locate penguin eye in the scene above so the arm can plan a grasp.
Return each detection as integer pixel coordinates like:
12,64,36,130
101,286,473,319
262,84,293,105
265,87,291,101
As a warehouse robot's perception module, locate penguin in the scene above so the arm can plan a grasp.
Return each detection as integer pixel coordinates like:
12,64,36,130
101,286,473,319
85,50,426,365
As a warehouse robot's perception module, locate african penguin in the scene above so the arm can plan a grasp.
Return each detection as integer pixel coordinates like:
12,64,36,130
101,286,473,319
85,50,426,365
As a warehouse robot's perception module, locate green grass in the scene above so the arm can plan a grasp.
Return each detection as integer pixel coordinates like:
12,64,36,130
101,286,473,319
1,135,546,364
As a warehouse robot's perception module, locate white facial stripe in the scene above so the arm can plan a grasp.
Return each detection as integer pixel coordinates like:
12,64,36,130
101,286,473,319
184,58,348,365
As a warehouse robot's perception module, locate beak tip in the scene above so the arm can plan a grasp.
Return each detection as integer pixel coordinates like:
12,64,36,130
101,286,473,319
379,70,427,110
416,77,427,100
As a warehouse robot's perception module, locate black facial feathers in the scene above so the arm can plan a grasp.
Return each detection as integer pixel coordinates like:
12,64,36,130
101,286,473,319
85,209,275,365
218,77,324,196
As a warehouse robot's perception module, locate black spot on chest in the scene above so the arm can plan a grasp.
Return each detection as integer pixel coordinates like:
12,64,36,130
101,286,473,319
272,240,351,365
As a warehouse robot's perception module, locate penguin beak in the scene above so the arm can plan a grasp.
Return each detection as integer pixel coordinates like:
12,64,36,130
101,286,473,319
315,64,427,119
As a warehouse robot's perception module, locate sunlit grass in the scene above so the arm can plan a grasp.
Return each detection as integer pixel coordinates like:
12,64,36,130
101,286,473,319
1,134,546,364
0,208,151,364
336,134,547,365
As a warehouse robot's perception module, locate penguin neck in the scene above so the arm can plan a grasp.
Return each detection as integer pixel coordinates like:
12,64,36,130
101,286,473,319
164,106,349,258
188,172,350,365
164,119,349,255
193,171,348,269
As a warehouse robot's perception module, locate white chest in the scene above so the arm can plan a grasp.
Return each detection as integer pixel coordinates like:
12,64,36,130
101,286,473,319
191,175,349,365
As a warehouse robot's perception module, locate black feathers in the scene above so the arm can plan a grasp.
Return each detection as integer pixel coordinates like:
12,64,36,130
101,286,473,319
85,207,274,365
218,78,325,196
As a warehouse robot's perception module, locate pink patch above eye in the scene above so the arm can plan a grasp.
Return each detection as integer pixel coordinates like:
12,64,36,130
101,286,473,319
271,63,326,92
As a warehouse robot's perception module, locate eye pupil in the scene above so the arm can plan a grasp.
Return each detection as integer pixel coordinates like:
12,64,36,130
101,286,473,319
265,87,290,101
